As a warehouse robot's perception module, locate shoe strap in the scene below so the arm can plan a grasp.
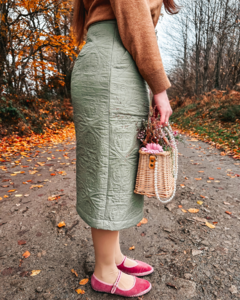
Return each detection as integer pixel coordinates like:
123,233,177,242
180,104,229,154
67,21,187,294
122,256,127,266
111,271,122,294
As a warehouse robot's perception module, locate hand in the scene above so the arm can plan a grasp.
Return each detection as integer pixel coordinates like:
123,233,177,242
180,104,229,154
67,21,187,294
152,90,172,126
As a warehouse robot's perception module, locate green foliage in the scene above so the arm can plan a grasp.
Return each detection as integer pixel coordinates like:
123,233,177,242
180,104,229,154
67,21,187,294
218,105,240,122
0,95,73,137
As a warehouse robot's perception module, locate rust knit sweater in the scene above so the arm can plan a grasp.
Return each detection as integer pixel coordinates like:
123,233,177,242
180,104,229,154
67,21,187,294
83,0,171,95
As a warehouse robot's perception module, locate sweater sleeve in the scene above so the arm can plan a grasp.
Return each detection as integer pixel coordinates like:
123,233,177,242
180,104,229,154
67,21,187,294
109,0,171,94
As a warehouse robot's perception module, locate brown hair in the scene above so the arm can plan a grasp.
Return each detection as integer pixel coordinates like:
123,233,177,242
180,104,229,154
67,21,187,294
163,0,180,14
72,0,180,45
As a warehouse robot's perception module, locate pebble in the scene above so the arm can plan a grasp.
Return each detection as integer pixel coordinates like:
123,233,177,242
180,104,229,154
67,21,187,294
10,206,18,213
165,203,175,212
192,249,202,256
184,273,192,280
36,287,43,293
229,285,238,294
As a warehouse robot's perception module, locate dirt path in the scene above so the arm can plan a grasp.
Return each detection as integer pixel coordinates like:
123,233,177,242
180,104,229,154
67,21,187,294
0,134,240,300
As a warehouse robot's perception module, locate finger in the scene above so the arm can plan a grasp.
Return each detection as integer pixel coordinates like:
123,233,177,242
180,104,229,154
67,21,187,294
159,111,166,126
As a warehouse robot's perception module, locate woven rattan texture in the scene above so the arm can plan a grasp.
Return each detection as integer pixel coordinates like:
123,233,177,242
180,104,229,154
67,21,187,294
134,150,174,198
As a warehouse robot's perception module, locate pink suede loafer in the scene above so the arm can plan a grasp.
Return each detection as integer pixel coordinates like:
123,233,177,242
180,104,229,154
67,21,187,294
91,270,152,297
116,256,154,276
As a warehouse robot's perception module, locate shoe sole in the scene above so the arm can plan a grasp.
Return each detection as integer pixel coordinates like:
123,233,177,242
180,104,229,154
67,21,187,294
91,283,152,297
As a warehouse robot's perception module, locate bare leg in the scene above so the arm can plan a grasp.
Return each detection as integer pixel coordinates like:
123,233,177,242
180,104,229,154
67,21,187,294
115,231,138,267
91,228,135,289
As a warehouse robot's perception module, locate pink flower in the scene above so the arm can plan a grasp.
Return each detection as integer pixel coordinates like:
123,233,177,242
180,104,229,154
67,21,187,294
173,131,178,136
141,143,163,153
146,143,163,152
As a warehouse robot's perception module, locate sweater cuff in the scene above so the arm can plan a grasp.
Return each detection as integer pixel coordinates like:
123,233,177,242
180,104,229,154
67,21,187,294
145,68,171,95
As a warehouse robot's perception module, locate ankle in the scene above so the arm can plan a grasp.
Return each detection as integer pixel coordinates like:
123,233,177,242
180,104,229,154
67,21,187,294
115,253,124,265
94,265,119,281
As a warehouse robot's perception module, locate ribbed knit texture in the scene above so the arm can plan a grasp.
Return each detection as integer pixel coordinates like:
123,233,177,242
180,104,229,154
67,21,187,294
83,0,171,94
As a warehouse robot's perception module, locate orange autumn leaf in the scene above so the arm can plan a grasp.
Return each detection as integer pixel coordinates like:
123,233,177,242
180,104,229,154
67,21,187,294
181,209,187,213
217,167,221,170
71,269,78,277
200,195,206,198
178,205,182,208
79,278,89,285
137,218,148,227
180,184,185,187
58,221,66,227
188,208,199,213
22,251,30,258
129,246,135,250
0,197,2,201
208,177,214,180
50,173,56,176
8,189,16,193
4,195,9,198
225,211,232,215
195,178,202,180
75,288,85,294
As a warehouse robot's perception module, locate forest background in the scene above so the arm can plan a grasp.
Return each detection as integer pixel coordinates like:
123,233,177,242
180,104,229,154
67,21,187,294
0,0,239,157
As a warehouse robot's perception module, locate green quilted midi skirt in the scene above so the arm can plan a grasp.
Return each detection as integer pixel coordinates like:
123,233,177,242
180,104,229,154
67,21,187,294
71,20,150,231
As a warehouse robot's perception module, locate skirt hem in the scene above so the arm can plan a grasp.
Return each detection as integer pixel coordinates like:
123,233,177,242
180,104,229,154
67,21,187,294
76,204,143,231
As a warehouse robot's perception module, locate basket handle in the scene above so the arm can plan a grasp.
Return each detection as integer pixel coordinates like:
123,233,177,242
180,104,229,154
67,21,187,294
154,123,178,203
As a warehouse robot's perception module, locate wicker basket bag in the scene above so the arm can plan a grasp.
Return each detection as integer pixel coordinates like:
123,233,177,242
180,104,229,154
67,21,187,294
134,124,178,203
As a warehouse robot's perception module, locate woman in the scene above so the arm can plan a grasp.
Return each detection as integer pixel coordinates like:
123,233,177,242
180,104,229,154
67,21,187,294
71,0,179,297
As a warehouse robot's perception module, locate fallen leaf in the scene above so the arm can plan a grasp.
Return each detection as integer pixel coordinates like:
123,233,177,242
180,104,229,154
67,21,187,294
197,201,203,205
188,208,199,213
30,270,41,276
195,178,202,180
178,205,182,208
214,180,220,182
207,180,212,183
79,278,89,285
205,221,215,229
58,171,67,175
129,246,135,250
3,195,9,198
181,209,187,213
8,189,16,193
29,170,38,175
137,218,148,226
22,251,30,258
212,222,218,225
200,195,206,198
58,221,66,228
18,240,26,245
50,173,56,176
208,177,214,180
193,216,207,223
15,194,23,197
225,211,232,215
198,171,204,173
180,184,185,187
71,269,78,277
0,197,2,201
217,167,221,170
75,289,85,295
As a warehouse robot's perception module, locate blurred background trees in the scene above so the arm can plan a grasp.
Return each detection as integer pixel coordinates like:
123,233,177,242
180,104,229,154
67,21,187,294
0,0,79,98
0,0,239,136
160,0,240,98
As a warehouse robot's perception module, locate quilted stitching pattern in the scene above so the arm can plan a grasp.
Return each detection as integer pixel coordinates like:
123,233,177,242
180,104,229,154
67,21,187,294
71,20,150,230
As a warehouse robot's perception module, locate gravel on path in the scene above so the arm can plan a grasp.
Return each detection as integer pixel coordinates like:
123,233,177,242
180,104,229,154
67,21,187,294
0,134,240,300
